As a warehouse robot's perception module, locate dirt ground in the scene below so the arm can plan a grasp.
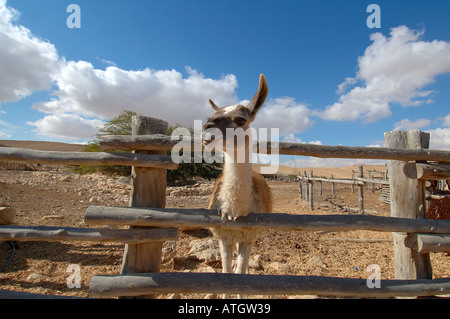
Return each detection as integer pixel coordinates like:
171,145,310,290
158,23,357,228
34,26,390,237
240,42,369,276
0,164,448,299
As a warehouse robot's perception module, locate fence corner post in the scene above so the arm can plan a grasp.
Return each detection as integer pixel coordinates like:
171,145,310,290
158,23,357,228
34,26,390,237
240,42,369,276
384,130,432,280
120,115,169,298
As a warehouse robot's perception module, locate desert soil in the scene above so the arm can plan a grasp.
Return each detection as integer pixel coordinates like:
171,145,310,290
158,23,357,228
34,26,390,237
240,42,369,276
0,152,448,298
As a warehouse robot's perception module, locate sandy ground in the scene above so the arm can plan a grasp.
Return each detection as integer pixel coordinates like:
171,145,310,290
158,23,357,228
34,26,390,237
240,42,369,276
0,167,448,299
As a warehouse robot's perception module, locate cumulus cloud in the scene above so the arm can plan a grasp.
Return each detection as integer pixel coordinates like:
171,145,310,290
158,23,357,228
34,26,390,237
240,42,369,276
429,128,450,150
440,114,450,127
30,59,312,140
0,0,60,102
29,62,239,139
428,114,450,150
393,118,431,131
252,97,313,136
321,26,450,122
26,113,104,140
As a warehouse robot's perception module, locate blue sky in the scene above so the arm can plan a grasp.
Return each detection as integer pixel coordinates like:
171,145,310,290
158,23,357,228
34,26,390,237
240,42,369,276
1,0,450,167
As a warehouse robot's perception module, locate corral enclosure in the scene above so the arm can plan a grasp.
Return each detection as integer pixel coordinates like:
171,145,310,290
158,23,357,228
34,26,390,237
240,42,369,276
0,119,449,298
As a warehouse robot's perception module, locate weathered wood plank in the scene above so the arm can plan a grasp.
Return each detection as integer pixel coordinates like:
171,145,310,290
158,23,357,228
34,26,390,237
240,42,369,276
99,134,450,162
403,162,450,180
358,165,364,213
385,130,432,280
405,233,450,254
0,225,177,244
89,272,450,298
120,116,169,300
84,205,450,234
0,147,178,169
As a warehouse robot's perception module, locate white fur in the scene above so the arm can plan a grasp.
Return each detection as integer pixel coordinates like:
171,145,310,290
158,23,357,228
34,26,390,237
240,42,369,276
219,157,253,220
222,104,239,115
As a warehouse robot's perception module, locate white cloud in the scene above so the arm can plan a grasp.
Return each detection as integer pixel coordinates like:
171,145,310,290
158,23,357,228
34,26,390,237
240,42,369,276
282,133,322,145
393,118,431,131
253,97,313,136
28,62,239,139
321,26,450,122
26,113,104,140
440,114,450,127
0,131,11,138
0,0,60,102
428,128,450,150
97,57,117,67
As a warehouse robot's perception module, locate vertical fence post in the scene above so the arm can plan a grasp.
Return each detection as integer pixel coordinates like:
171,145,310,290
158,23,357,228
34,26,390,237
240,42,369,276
308,170,314,210
298,171,303,199
303,171,308,201
358,165,364,214
331,175,335,196
120,115,168,298
384,130,432,280
319,180,322,197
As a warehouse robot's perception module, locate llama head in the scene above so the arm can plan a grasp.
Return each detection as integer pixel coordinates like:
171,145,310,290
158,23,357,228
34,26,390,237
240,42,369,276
203,74,268,153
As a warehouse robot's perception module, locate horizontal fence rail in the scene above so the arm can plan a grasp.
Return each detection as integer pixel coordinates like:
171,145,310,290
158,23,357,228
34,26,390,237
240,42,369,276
405,233,450,254
0,147,178,169
99,134,450,162
89,272,450,298
84,205,450,234
403,162,450,180
0,225,178,244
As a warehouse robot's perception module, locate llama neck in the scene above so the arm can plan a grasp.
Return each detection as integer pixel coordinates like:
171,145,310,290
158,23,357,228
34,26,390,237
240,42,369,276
218,143,253,220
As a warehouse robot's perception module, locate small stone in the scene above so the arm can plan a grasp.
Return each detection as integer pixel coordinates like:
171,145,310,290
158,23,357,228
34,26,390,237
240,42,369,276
309,255,327,268
0,206,15,225
27,273,47,281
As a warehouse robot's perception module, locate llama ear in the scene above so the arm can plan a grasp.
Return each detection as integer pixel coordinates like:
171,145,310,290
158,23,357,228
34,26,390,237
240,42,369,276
246,74,268,119
208,99,221,111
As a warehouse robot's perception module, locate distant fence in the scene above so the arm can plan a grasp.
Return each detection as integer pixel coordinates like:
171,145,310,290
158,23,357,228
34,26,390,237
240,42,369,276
297,165,390,212
1,116,450,298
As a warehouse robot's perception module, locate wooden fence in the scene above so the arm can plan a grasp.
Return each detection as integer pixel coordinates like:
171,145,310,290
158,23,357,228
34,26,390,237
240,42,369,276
1,116,450,298
297,165,390,212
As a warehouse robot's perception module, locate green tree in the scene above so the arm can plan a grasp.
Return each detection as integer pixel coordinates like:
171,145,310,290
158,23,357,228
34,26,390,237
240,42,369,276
97,110,136,137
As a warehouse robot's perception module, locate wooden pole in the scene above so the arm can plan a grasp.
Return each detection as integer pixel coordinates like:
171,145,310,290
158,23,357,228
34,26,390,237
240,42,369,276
0,225,177,243
403,163,450,180
99,134,450,162
319,181,322,197
85,205,450,234
120,116,169,299
0,147,177,169
358,165,364,214
89,272,450,298
303,171,308,201
405,233,450,254
308,170,314,210
384,130,432,280
331,175,335,196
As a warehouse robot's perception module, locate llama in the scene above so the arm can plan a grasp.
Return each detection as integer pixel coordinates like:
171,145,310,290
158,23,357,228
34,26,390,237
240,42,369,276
203,74,273,294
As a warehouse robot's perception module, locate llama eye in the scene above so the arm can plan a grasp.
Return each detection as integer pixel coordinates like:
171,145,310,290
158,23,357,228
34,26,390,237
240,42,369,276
234,117,247,126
